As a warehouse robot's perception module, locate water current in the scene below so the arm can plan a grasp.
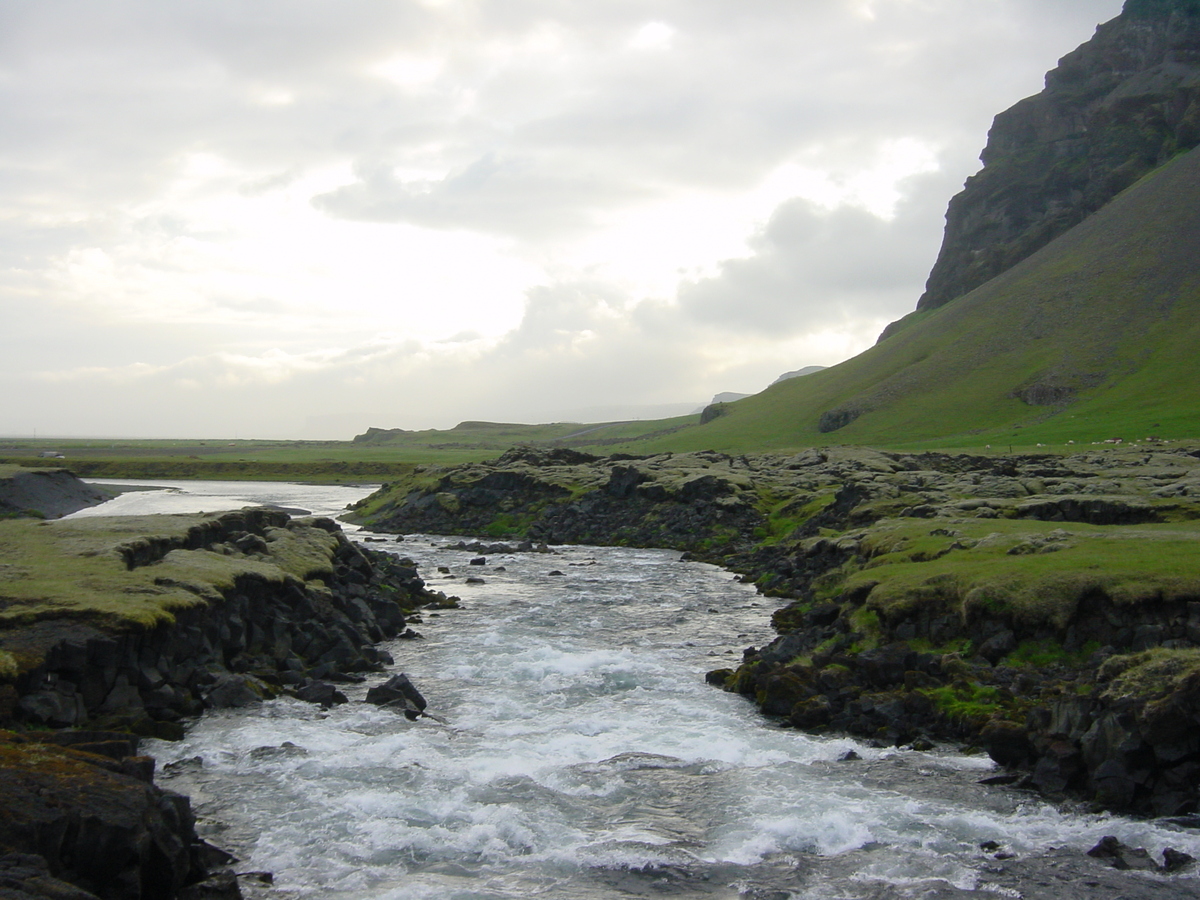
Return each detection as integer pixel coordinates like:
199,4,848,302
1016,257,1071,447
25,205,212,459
69,481,1200,899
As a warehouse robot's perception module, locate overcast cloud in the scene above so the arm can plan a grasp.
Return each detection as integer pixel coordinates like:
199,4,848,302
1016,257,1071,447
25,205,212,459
0,0,1125,438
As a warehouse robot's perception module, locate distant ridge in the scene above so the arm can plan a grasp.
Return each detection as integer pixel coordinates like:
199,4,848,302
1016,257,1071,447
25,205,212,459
771,366,825,385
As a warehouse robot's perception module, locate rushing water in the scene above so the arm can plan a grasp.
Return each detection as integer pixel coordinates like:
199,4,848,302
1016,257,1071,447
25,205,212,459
73,482,1200,899
70,478,376,519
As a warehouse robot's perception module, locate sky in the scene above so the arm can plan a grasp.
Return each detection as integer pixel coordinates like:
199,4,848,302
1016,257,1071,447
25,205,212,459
0,0,1126,440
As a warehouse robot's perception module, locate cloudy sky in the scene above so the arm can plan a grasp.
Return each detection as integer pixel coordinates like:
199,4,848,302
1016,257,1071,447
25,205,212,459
0,0,1124,439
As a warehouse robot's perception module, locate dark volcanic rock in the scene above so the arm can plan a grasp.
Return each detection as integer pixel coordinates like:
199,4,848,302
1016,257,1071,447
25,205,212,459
0,511,456,898
0,733,204,900
910,0,1200,316
365,673,428,714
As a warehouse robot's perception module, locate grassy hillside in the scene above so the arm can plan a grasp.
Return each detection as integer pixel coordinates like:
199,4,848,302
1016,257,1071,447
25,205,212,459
631,146,1200,454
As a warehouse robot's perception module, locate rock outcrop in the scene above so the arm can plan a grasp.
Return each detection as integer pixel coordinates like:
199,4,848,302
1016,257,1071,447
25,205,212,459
0,730,221,900
0,508,451,898
911,0,1200,316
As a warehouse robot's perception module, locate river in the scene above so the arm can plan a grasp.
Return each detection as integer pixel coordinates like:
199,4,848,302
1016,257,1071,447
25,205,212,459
68,481,1200,899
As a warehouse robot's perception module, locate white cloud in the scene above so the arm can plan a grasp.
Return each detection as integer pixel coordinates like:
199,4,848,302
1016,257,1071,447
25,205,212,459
628,22,676,52
0,0,1126,438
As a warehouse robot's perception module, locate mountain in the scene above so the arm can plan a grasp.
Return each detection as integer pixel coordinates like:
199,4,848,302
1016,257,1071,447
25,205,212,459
909,0,1200,318
618,1,1200,453
644,138,1200,452
350,2,1198,456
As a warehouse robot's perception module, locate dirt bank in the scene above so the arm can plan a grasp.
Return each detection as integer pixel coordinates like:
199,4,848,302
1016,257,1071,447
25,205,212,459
0,465,111,518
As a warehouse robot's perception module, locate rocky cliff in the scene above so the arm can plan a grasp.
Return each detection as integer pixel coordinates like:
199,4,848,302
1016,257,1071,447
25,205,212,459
910,0,1200,316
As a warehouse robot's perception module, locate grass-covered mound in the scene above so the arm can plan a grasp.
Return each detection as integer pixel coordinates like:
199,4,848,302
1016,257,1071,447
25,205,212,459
0,508,346,683
0,512,336,629
836,519,1200,635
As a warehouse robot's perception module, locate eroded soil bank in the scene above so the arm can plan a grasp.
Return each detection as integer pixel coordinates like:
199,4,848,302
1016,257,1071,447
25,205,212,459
0,465,111,518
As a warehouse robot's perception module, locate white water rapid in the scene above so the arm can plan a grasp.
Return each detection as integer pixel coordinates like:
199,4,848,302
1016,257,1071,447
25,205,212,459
73,481,1200,899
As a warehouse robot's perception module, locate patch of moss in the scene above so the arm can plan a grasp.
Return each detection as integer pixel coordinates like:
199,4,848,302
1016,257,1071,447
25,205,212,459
263,525,338,581
482,511,536,537
1004,639,1101,668
756,491,837,544
848,607,882,649
922,681,1004,724
1098,647,1200,702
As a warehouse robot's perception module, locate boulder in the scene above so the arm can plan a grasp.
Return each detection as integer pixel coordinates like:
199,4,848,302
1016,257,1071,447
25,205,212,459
365,674,427,712
294,681,348,708
203,674,265,710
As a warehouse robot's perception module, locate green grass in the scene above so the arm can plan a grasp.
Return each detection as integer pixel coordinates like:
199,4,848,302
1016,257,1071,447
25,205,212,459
0,514,338,643
1004,639,1102,668
922,681,1005,723
838,519,1200,631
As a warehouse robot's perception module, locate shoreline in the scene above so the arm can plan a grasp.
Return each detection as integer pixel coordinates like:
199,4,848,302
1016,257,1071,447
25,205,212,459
348,444,1200,822
0,506,456,899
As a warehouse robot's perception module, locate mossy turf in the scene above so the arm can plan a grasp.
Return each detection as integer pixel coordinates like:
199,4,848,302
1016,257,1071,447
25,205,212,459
0,513,336,634
1099,647,1200,702
838,518,1200,631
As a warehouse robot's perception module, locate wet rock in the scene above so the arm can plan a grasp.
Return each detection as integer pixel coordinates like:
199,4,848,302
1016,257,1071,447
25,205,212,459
790,696,833,729
977,773,1021,786
365,673,428,712
1086,835,1161,871
1162,847,1196,872
177,871,242,900
294,681,347,707
0,737,205,899
0,851,101,900
247,742,306,762
203,673,266,709
1030,739,1085,794
705,668,733,686
980,720,1034,768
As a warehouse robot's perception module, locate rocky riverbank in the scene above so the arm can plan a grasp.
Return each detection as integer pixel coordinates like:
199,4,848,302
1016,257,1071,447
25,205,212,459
348,444,1200,821
0,507,455,899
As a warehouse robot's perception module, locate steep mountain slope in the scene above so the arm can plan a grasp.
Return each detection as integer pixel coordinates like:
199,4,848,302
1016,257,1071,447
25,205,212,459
645,144,1200,451
912,0,1200,315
